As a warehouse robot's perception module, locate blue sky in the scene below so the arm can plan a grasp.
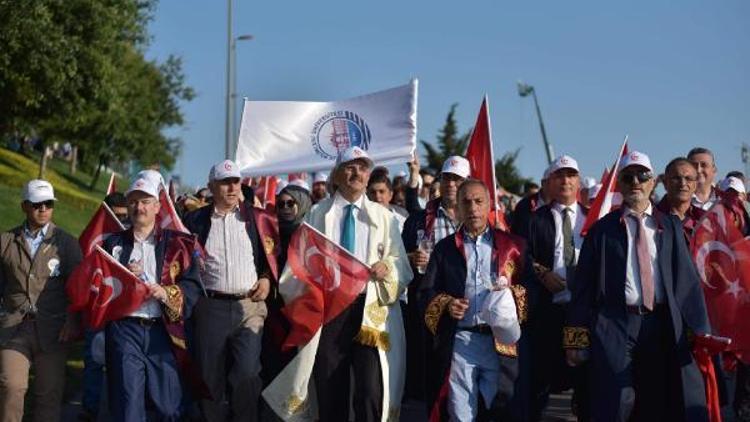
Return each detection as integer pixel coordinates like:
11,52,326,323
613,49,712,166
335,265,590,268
146,0,749,189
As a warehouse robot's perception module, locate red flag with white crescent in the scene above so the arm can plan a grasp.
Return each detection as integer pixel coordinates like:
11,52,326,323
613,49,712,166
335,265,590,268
158,188,190,234
67,246,149,330
581,137,629,236
79,202,126,256
692,202,750,364
281,222,371,351
465,96,508,231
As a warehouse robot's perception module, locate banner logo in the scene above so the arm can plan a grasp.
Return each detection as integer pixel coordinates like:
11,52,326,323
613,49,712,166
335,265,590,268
311,111,371,160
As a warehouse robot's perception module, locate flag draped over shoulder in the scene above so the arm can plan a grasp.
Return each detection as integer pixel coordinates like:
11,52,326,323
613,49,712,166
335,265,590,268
236,80,418,176
281,222,371,351
67,246,149,330
691,201,750,364
79,202,125,256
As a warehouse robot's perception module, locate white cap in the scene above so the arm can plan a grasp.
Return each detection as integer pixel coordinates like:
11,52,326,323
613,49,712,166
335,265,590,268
334,146,374,169
588,183,603,200
23,179,56,203
542,166,551,180
275,179,289,195
720,176,746,194
619,150,653,172
583,177,597,189
288,179,310,192
313,172,329,184
208,160,242,182
126,177,159,199
441,156,470,179
548,154,580,175
135,169,165,189
479,288,521,344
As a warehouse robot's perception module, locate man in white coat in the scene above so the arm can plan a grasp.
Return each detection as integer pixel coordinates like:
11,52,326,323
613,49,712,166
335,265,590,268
263,146,413,422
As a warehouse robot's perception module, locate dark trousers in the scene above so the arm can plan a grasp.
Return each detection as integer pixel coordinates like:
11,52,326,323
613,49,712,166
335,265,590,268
313,295,383,422
105,318,183,422
617,307,682,422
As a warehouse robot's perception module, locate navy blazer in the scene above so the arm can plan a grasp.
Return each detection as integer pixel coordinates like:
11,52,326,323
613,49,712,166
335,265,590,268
566,208,710,421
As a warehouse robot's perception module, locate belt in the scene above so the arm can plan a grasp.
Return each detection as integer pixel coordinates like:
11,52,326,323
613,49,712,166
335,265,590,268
124,316,161,327
458,324,492,335
626,303,666,315
206,289,252,301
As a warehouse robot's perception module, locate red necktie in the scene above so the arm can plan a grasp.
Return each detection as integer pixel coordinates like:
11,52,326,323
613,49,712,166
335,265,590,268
630,213,654,310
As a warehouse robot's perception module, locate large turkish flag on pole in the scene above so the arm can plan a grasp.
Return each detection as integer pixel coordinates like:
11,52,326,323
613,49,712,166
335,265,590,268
79,202,125,256
281,222,371,351
67,246,149,330
465,96,508,230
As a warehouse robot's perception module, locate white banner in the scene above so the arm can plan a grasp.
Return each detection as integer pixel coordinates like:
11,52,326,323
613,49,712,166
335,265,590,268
235,80,418,176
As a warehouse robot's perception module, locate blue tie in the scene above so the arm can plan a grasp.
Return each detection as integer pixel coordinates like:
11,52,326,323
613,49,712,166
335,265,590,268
341,204,355,253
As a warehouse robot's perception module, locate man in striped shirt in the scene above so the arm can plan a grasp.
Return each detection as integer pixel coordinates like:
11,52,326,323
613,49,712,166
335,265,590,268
184,160,272,421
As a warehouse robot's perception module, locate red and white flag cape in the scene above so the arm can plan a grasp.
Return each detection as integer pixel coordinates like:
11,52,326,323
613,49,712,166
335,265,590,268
465,96,508,231
67,245,149,330
281,222,371,350
79,202,126,256
581,136,629,236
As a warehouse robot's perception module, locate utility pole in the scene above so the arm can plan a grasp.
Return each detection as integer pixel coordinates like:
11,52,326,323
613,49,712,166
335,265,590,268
518,81,554,165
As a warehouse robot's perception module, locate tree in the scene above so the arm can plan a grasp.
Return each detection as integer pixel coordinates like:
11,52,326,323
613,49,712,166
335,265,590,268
495,148,533,195
420,104,470,173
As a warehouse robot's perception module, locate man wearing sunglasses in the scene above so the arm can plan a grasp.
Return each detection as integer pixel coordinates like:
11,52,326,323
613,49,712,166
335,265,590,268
0,179,82,421
564,151,711,421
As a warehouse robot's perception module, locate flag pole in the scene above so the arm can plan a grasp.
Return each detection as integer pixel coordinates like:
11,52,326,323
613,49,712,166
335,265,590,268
484,95,502,229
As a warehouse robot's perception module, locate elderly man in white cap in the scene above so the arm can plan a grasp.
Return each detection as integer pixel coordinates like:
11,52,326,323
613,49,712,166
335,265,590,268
401,155,470,400
311,172,329,204
102,177,204,422
525,155,589,420
565,150,711,421
182,159,273,421
265,146,412,422
0,180,82,421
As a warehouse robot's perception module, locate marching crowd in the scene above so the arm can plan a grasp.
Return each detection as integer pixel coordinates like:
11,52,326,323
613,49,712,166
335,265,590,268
0,144,748,422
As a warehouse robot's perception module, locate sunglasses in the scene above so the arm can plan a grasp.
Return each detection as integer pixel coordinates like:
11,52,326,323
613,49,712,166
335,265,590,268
277,199,297,209
619,171,653,184
31,200,55,210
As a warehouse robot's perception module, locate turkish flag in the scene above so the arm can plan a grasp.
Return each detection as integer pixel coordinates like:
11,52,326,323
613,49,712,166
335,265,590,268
281,222,371,350
79,202,125,256
67,246,149,330
581,138,629,236
465,96,508,231
692,203,750,364
256,176,279,208
106,172,117,195
158,188,190,234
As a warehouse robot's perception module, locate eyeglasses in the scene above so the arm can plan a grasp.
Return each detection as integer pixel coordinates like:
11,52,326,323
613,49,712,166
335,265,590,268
277,200,296,209
669,175,697,184
31,200,55,210
619,171,653,184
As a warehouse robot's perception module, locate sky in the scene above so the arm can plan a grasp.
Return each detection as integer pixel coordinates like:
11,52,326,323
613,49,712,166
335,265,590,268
146,0,750,190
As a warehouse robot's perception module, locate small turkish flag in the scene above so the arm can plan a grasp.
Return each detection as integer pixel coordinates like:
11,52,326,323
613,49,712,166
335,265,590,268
79,202,125,256
692,202,750,364
158,188,190,234
281,222,371,350
67,246,149,330
581,138,629,236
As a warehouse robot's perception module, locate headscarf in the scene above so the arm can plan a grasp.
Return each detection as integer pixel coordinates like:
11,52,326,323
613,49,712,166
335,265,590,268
277,185,313,269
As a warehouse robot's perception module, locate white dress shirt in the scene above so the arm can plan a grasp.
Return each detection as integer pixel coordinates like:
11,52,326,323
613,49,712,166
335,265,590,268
691,187,718,211
129,231,162,318
623,204,665,306
203,206,258,294
330,192,370,265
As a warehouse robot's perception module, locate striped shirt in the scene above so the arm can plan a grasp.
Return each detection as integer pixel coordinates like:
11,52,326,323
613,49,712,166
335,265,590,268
434,206,458,244
202,206,258,294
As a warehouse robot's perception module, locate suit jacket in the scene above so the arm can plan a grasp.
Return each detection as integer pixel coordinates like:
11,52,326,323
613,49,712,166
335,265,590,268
564,209,710,421
0,222,82,351
420,229,536,421
510,192,544,240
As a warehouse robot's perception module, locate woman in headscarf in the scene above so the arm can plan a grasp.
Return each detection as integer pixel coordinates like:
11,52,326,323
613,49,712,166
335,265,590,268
260,182,313,399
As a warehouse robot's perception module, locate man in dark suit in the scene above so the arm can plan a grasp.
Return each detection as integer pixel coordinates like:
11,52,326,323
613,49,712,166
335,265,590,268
511,168,551,240
564,150,711,421
526,155,588,420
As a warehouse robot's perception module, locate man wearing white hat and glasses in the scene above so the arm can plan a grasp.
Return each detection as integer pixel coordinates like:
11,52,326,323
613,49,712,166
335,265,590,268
102,177,204,422
267,146,412,422
183,159,273,421
525,155,589,420
564,150,711,420
0,180,82,421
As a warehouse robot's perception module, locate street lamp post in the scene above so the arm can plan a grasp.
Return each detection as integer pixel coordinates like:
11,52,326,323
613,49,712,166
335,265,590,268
232,34,253,144
224,0,253,160
518,81,554,165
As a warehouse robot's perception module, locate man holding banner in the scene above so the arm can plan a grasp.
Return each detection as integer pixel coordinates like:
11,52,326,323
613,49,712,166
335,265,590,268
263,146,412,422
